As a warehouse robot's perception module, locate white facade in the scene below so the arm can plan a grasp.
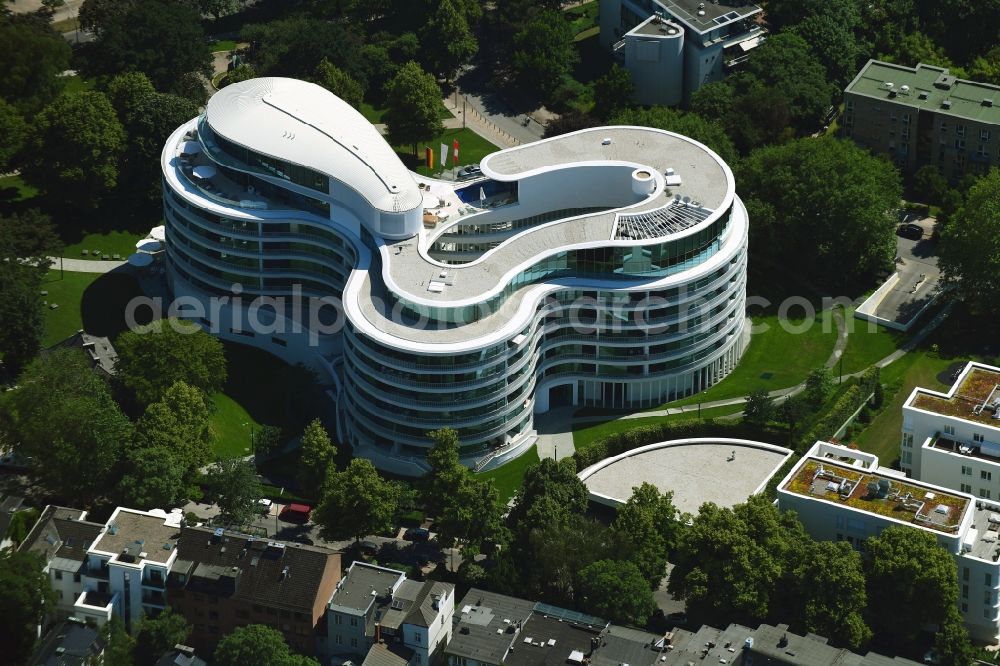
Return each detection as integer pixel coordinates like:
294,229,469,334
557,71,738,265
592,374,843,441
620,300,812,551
901,362,1000,502
161,78,749,476
777,441,1000,642
401,585,453,666
599,0,765,105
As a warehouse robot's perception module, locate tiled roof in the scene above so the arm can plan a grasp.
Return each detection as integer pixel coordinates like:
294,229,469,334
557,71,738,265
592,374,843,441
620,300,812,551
175,526,339,614
18,505,103,565
362,643,413,666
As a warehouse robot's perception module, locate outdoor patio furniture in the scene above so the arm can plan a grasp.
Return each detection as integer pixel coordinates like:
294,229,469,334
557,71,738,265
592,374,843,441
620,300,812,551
81,249,88,256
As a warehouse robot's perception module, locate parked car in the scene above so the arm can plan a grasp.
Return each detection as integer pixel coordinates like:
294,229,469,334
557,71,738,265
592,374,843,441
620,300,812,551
457,165,482,180
898,223,923,240
360,540,380,556
279,503,312,524
403,527,430,542
666,612,688,626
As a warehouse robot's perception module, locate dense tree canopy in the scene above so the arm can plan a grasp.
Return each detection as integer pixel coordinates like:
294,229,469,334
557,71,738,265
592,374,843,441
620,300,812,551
938,168,1000,315
115,319,227,407
6,349,132,502
793,541,871,648
298,418,337,499
86,0,211,90
578,559,657,625
0,551,55,664
610,106,738,168
0,14,71,114
316,458,400,541
21,91,126,208
508,458,589,541
214,624,320,666
207,457,264,528
790,14,866,88
510,10,578,100
745,33,835,132
421,0,477,81
420,427,466,517
383,61,445,153
312,59,364,109
612,483,678,587
134,609,191,666
0,98,27,173
738,137,902,289
242,16,365,83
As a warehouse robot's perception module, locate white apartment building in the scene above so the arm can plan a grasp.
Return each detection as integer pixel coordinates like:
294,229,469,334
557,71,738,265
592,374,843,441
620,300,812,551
598,0,765,106
777,441,1000,642
161,77,749,475
327,561,454,666
901,362,1000,501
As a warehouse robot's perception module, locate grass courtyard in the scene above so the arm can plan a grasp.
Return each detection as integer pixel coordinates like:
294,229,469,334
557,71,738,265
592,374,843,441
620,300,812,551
393,127,500,177
40,270,146,346
478,445,540,501
573,404,744,452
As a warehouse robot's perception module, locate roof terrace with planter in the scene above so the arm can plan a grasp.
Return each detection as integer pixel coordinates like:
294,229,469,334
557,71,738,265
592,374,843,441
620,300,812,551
909,364,1000,428
782,458,970,534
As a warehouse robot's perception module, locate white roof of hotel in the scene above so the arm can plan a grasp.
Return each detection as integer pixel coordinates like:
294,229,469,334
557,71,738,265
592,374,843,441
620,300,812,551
205,77,422,215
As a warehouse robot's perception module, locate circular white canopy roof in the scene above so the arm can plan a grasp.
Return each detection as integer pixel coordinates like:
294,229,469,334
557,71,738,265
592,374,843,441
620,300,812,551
192,165,217,180
128,252,154,267
136,239,162,252
149,226,166,241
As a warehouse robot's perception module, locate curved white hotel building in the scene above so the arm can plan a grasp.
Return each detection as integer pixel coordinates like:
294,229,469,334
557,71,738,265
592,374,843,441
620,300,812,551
161,77,750,475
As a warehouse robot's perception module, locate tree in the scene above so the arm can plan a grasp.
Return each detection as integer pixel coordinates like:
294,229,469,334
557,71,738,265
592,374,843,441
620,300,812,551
0,98,26,172
437,475,508,556
777,395,809,443
792,541,871,648
240,16,365,83
383,62,444,154
913,165,949,206
761,0,861,32
79,0,132,37
421,0,477,81
738,137,902,289
6,349,132,501
724,75,794,153
745,33,835,132
214,625,320,666
134,381,213,474
591,64,633,121
743,389,776,427
120,91,200,203
420,427,466,517
134,608,190,665
207,457,263,528
5,508,40,547
968,46,1000,85
542,109,598,138
609,106,739,173
115,318,227,407
199,0,241,21
316,458,400,541
227,63,258,87
612,483,678,587
0,15,71,114
578,559,657,625
881,31,961,73
0,551,56,663
171,71,210,107
804,368,833,408
668,496,810,627
118,446,190,510
690,81,733,125
100,616,136,666
508,458,588,541
20,91,126,207
866,526,970,656
87,0,211,90
298,419,337,499
938,169,1000,316
524,513,613,605
790,14,865,88
312,59,363,109
105,71,156,121
510,11,578,100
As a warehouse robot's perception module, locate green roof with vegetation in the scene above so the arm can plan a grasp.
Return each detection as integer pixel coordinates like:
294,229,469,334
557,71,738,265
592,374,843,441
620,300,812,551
846,60,1000,124
784,458,968,533
911,365,1000,427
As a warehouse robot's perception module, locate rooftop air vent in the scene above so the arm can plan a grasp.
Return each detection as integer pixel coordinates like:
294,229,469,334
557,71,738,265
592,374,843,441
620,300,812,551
601,138,612,145
984,99,994,107
918,91,929,100
942,99,952,109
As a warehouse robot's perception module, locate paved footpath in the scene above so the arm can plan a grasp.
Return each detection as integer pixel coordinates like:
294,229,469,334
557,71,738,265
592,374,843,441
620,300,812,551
48,257,126,273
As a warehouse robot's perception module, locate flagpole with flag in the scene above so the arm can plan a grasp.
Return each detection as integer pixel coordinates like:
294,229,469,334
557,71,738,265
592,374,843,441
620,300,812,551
453,139,459,166
440,143,447,171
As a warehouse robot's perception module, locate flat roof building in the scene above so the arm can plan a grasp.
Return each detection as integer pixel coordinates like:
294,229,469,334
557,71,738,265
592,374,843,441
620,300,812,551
598,0,765,106
161,78,749,475
843,60,1000,180
776,441,1000,642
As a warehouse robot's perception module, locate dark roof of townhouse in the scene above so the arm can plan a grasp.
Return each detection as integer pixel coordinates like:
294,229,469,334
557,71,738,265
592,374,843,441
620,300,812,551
0,495,24,539
153,646,208,666
589,625,663,666
447,588,537,665
660,623,922,666
18,505,103,565
503,611,604,666
362,642,414,666
29,618,105,666
174,525,339,614
44,330,118,376
405,580,452,628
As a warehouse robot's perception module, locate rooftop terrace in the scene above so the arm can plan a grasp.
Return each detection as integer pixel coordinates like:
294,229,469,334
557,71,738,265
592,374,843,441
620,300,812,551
91,510,181,565
910,365,1000,428
846,60,1000,125
783,459,969,533
657,0,761,33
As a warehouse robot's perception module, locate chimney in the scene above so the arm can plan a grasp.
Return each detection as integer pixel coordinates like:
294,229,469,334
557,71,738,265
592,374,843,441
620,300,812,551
376,623,382,643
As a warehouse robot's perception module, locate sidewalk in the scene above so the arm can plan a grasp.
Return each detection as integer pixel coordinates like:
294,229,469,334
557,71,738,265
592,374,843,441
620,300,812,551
47,256,126,273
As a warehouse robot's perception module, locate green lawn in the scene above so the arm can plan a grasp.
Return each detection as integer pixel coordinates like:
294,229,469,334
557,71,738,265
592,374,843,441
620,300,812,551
566,1,598,36
0,174,38,202
61,230,146,260
839,313,905,375
51,15,80,33
210,392,259,458
478,446,540,501
61,74,95,95
208,39,241,52
573,405,744,451
39,270,149,346
362,101,453,125
39,271,100,346
395,127,501,176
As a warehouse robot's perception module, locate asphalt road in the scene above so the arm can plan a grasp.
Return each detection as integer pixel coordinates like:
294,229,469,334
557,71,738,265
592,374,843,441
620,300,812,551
874,216,941,326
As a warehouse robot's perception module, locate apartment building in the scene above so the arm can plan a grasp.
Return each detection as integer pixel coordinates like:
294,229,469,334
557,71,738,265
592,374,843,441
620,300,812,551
598,0,765,106
900,362,1000,497
326,562,454,666
18,506,106,620
169,525,341,657
776,441,1000,642
843,60,1000,180
163,77,749,475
